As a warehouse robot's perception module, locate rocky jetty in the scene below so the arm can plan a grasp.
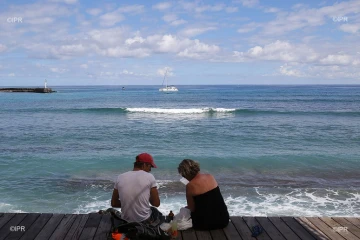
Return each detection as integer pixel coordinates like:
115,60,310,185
0,88,56,93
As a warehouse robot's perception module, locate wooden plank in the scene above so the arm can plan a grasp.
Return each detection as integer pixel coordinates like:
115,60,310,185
256,217,286,240
281,217,317,240
182,228,197,240
306,217,345,240
6,213,40,240
332,218,360,238
49,214,77,240
79,213,102,240
344,218,360,229
268,217,301,240
93,215,112,240
210,229,227,240
296,217,331,240
0,213,16,230
63,214,89,240
243,217,271,240
34,214,65,240
0,213,27,240
320,217,359,240
195,230,212,240
223,220,242,240
231,217,256,240
20,214,53,240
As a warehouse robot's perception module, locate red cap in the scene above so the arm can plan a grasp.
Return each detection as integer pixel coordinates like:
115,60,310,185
136,153,157,168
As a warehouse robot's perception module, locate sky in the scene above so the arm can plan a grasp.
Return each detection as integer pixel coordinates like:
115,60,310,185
0,0,360,86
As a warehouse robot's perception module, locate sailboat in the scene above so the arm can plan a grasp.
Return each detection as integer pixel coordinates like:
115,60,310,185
159,69,178,92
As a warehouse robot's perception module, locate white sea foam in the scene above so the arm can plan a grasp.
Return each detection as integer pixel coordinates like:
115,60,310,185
126,108,236,114
71,187,360,217
0,202,26,213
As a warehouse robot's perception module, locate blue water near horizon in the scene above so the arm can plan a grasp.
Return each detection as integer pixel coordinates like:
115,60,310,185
0,85,359,216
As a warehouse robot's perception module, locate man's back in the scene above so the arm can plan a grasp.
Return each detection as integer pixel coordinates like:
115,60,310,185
114,170,157,222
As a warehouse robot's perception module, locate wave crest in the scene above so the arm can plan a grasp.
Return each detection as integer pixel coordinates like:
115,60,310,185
126,107,236,114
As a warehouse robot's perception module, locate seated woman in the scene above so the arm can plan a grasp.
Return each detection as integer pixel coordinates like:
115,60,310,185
178,159,229,230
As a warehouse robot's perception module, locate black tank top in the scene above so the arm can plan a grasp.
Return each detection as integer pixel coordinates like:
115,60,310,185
191,186,229,230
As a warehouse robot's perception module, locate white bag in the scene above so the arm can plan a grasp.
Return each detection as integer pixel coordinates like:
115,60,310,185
174,207,193,230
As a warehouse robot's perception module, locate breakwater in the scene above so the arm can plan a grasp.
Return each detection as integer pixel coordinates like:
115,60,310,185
0,88,56,93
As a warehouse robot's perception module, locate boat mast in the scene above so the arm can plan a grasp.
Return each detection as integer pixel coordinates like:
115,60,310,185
164,69,168,88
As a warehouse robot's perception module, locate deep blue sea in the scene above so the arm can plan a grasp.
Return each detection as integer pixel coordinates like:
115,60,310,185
1,85,359,216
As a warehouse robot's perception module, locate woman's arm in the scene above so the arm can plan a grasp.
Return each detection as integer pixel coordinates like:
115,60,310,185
186,184,195,212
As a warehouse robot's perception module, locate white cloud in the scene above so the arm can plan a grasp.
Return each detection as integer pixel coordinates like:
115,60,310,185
238,0,259,7
118,5,144,14
88,27,127,47
179,27,217,37
121,70,134,75
319,54,354,65
194,4,225,13
50,67,67,73
80,64,88,69
171,19,187,26
279,64,303,77
264,7,280,13
99,11,124,27
87,8,102,16
307,65,360,79
339,24,360,33
124,34,221,59
96,47,150,58
54,44,87,57
3,3,72,26
8,73,15,77
258,0,360,36
125,36,145,45
237,22,260,33
238,40,318,62
49,0,77,4
152,2,172,11
177,39,220,59
162,14,187,26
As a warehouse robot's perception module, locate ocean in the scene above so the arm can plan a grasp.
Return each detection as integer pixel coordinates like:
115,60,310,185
0,85,359,217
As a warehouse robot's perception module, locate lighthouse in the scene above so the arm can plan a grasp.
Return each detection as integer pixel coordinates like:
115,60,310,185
44,79,47,89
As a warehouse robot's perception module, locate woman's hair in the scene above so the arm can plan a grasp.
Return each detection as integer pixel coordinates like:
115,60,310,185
178,159,200,180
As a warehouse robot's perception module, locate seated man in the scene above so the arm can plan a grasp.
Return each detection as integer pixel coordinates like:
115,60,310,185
111,153,160,223
178,159,229,230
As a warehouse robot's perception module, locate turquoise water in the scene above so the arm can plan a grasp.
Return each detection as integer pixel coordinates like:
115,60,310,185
0,85,359,216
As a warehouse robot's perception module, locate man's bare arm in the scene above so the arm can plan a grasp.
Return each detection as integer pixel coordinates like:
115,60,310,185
111,189,121,207
149,187,160,207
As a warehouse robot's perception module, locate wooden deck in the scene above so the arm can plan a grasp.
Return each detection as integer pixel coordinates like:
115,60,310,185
0,213,359,240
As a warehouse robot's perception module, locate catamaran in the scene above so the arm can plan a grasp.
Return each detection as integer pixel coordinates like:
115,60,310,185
159,70,178,92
